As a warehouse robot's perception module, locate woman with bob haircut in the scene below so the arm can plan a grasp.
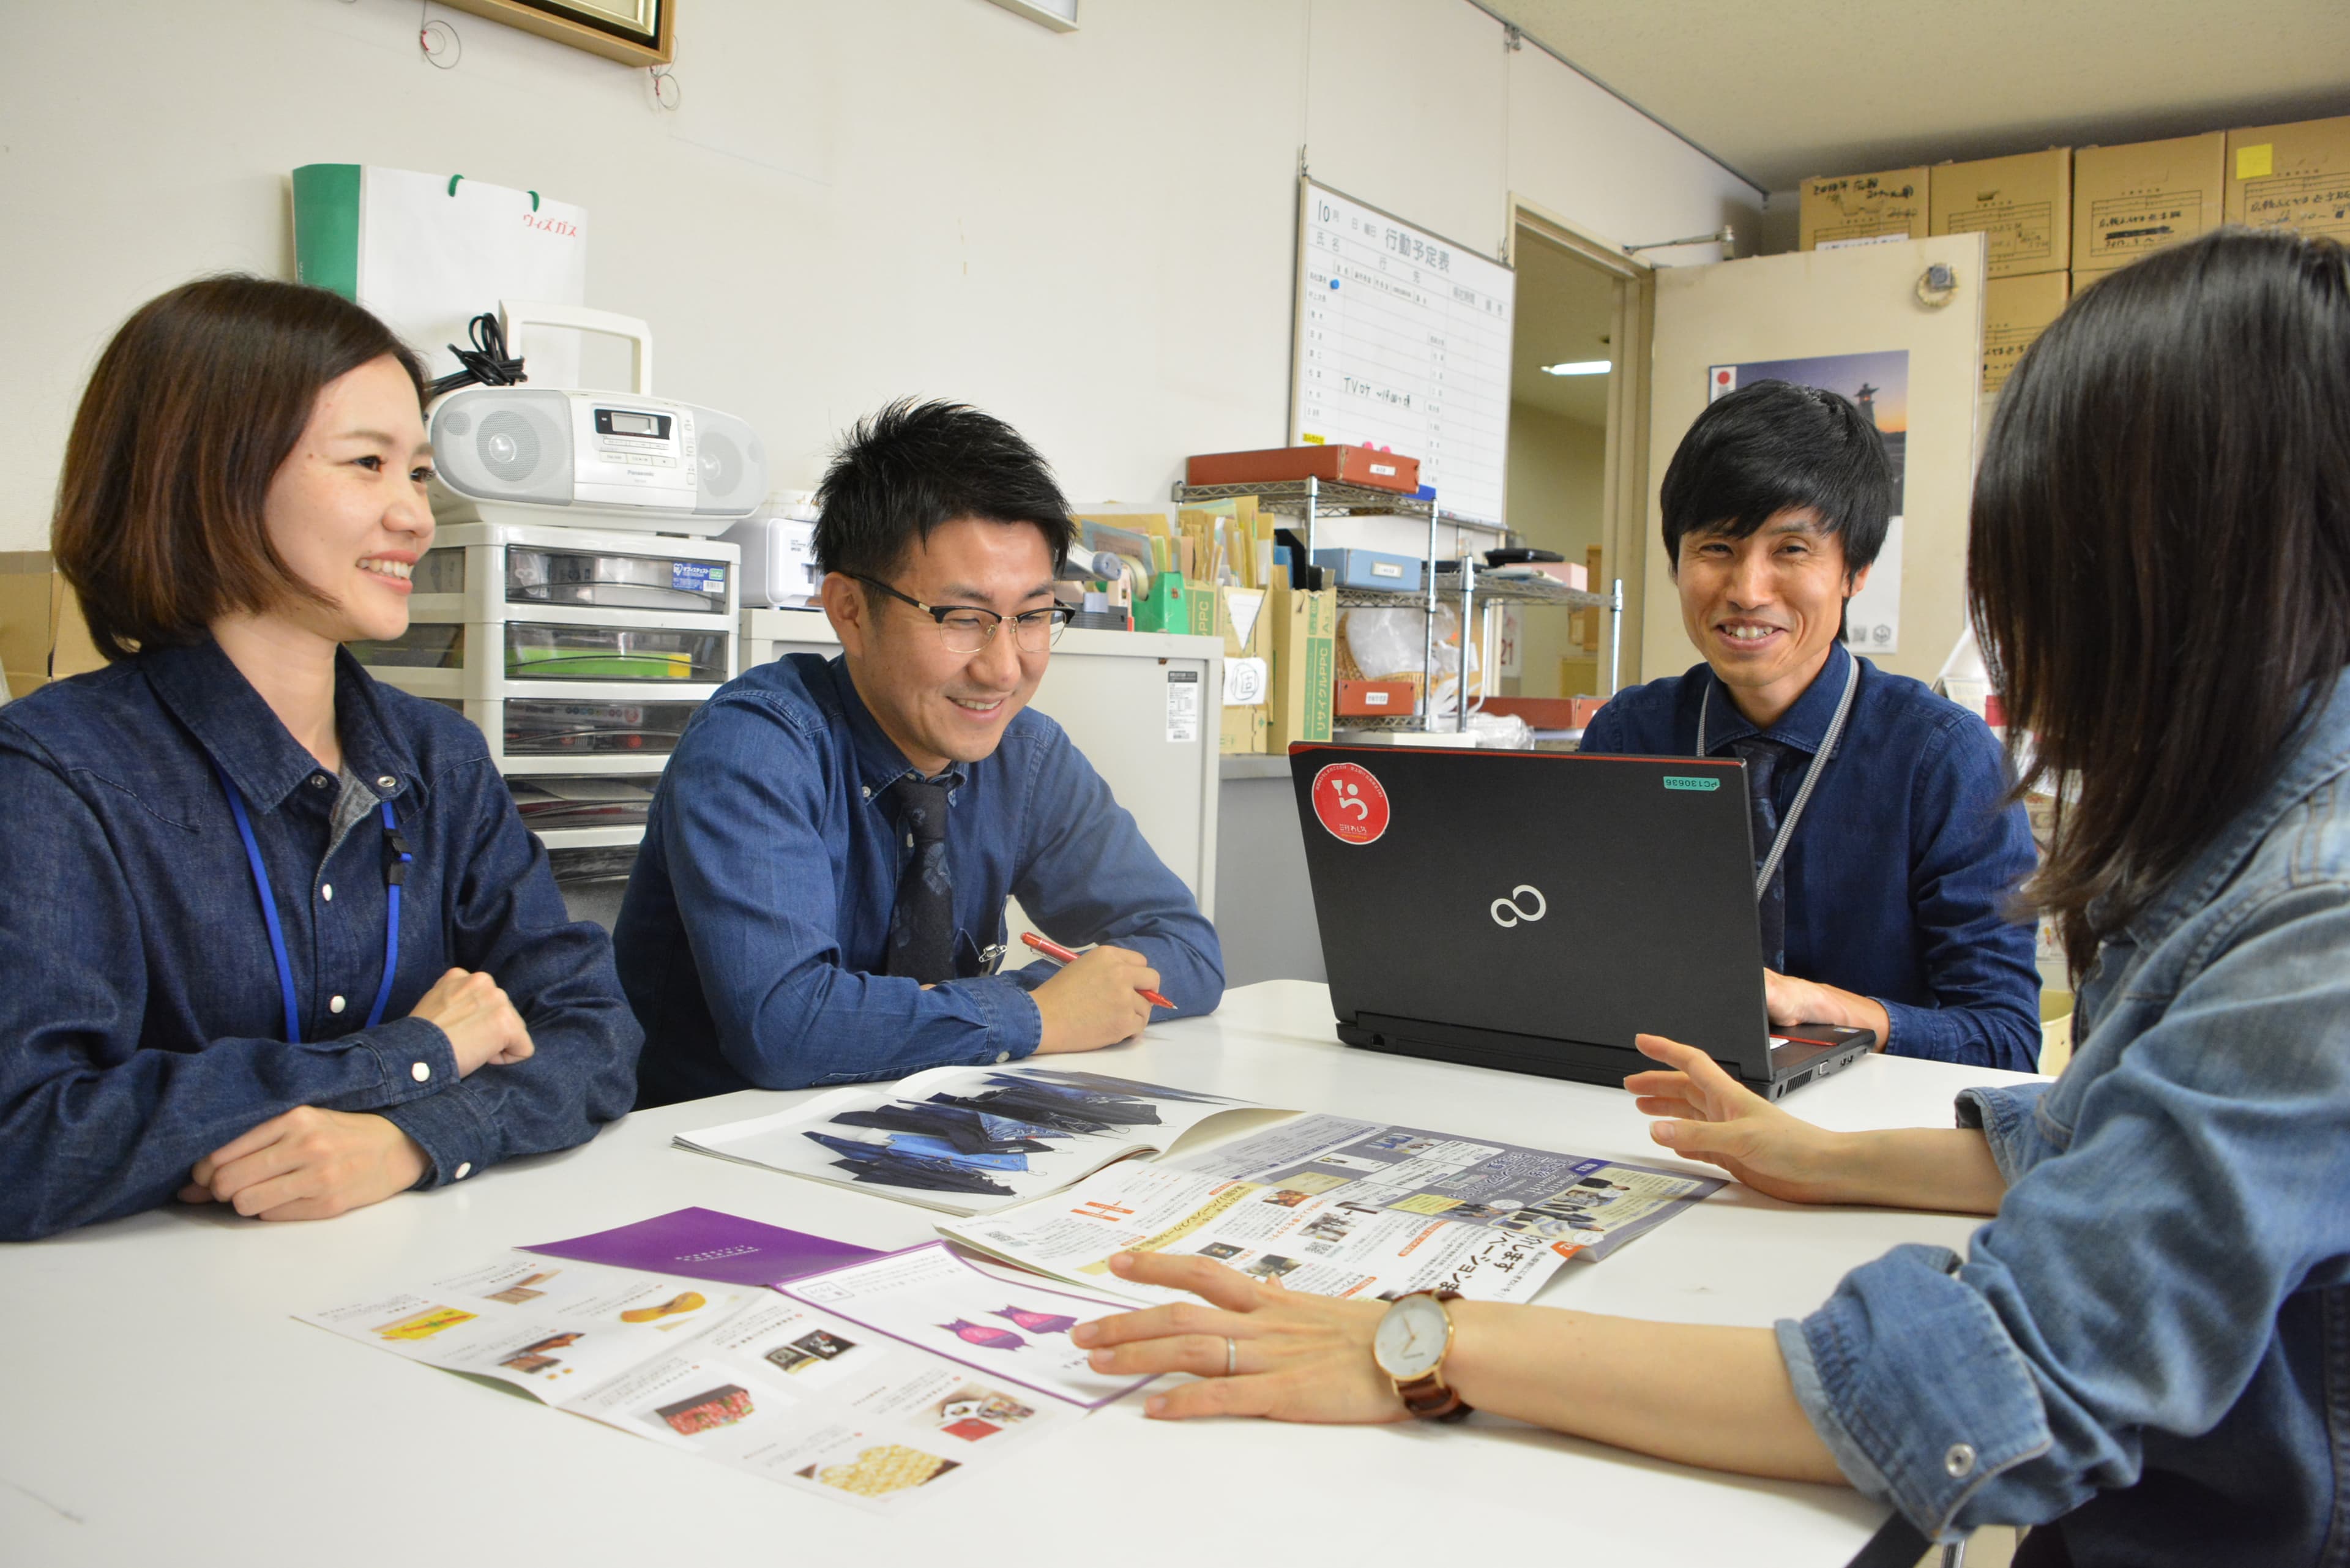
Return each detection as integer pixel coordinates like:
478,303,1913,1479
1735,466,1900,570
1073,226,2350,1563
0,275,641,1241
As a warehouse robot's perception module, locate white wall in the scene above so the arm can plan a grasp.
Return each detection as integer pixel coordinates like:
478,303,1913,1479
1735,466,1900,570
0,0,1761,553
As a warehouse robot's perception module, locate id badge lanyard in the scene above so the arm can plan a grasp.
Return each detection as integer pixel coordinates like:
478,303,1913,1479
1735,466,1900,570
1698,652,1859,899
212,762,412,1042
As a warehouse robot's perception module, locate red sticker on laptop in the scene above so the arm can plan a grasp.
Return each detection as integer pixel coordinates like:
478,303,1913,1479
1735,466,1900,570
1311,762,1390,845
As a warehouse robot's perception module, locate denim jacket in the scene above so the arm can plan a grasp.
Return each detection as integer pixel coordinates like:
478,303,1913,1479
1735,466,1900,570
1584,644,2043,1070
615,653,1224,1103
1777,670,2350,1561
0,640,641,1241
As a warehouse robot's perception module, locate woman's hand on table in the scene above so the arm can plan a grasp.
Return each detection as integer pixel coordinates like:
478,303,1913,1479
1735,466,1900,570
1074,1252,1405,1422
1627,1032,2007,1215
1624,1032,1860,1205
179,1107,429,1220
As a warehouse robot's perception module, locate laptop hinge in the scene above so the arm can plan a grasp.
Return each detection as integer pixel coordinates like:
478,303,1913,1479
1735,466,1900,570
1346,1010,1770,1094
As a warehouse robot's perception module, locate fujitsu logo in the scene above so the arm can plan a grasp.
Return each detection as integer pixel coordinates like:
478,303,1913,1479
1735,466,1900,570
522,212,580,237
1490,884,1546,928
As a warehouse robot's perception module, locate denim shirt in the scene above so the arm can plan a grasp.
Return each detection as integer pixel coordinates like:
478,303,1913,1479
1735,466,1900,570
1777,669,2350,1559
1583,644,2042,1070
0,640,641,1241
614,653,1224,1103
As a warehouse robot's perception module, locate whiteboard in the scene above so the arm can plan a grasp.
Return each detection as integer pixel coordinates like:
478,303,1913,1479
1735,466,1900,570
1291,180,1516,527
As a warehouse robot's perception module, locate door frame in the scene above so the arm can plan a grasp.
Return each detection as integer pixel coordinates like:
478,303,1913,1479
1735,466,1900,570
1507,196,1657,685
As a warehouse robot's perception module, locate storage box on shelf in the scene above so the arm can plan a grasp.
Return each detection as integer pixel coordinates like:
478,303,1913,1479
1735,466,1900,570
353,520,740,876
1169,477,1618,739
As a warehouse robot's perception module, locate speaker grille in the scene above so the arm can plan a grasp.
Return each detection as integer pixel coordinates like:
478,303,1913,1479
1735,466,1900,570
431,390,571,504
479,411,543,481
692,409,769,515
698,431,741,500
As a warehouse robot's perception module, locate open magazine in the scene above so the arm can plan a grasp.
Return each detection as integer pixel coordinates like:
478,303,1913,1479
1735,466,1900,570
674,1065,1292,1215
298,1218,1146,1514
938,1112,1723,1306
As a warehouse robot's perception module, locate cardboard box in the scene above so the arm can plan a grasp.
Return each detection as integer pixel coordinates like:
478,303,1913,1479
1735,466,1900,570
2227,114,2350,243
1185,444,1420,495
0,554,105,698
1931,149,2072,277
1335,679,1414,716
1799,167,1929,251
2072,132,2225,272
1218,701,1267,755
1982,271,2072,396
1265,585,1336,751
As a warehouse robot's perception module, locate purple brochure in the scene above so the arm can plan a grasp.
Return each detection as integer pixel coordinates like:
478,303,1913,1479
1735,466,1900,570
524,1206,879,1286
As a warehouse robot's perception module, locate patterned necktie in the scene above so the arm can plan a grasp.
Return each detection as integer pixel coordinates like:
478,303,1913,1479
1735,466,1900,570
1727,736,1792,972
884,775,956,984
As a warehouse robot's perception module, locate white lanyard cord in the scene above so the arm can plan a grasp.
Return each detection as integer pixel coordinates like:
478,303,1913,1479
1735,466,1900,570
1699,652,1860,900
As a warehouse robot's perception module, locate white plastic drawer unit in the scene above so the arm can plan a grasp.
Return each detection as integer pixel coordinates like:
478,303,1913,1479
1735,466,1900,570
414,541,733,616
499,698,700,758
352,622,731,684
505,774,661,831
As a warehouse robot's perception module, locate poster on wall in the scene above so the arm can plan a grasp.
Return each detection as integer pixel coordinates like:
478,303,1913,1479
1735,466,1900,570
1706,351,1908,653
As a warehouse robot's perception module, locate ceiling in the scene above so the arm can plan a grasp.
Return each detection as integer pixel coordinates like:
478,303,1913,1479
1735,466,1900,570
1510,231,1617,427
1477,0,2350,193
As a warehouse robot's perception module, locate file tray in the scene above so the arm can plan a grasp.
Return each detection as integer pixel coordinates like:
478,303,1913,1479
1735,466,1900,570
506,623,727,681
501,698,699,756
507,774,660,830
352,625,464,668
352,622,726,681
505,546,731,615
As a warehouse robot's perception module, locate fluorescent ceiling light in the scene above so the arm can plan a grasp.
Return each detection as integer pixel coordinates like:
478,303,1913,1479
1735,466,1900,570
1540,360,1612,376
985,0,1078,29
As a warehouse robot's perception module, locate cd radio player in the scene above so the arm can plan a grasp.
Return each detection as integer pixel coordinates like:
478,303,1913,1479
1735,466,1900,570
429,387,766,535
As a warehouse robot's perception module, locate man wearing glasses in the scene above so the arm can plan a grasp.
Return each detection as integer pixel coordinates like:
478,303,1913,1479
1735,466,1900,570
617,399,1224,1105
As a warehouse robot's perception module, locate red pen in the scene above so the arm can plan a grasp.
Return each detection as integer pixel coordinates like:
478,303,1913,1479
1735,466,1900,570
1020,930,1174,1009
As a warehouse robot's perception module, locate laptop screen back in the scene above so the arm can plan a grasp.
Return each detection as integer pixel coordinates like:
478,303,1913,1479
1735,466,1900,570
1289,744,1775,1080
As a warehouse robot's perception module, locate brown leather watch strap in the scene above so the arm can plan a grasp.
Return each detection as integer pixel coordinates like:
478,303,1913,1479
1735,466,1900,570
1392,1289,1472,1423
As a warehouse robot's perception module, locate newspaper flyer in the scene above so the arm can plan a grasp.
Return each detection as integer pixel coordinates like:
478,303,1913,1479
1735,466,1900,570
1170,1113,1723,1264
938,1162,1570,1306
676,1066,1286,1215
297,1225,1144,1512
935,1116,1723,1307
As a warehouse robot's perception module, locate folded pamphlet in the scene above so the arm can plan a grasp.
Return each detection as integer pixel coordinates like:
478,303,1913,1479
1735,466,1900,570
297,1210,1144,1512
674,1064,1291,1215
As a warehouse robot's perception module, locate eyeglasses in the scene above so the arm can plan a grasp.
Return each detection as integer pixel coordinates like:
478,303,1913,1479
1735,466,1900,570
849,574,1073,654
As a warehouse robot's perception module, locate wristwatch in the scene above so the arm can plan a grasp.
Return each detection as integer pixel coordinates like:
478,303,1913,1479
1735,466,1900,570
1373,1288,1472,1422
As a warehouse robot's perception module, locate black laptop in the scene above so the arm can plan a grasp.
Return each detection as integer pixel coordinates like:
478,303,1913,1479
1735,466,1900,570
1288,742,1874,1099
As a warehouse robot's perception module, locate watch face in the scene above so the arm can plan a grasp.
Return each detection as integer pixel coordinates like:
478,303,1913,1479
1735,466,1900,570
1373,1293,1450,1381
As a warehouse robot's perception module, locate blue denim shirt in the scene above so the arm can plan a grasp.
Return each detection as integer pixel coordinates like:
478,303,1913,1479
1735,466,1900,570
614,653,1224,1103
1583,644,2042,1070
0,640,641,1241
1777,668,2350,1558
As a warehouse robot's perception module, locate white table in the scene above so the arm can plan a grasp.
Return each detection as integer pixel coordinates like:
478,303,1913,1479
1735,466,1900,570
0,980,2037,1566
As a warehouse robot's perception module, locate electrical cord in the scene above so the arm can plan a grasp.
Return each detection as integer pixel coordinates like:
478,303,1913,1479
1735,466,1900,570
427,313,527,398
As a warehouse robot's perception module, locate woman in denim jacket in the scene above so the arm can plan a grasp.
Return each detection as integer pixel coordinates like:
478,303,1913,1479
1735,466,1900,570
0,278,640,1241
1075,227,2350,1563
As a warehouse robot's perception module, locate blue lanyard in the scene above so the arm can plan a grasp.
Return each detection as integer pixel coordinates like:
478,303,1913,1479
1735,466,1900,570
212,762,411,1043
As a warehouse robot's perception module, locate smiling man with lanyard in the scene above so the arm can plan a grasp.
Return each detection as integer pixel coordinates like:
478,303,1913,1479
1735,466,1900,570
1581,381,2040,1070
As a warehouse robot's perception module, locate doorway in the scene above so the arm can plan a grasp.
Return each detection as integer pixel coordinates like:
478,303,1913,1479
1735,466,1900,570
1502,211,1653,696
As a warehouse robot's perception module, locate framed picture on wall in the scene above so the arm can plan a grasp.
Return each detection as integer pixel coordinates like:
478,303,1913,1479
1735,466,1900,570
438,0,675,67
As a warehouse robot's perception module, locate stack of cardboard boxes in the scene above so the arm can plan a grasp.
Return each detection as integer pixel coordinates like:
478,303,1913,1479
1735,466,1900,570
0,554,106,700
1800,114,2350,402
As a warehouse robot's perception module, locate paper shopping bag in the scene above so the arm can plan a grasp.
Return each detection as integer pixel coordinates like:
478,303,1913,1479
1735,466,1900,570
292,165,589,387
